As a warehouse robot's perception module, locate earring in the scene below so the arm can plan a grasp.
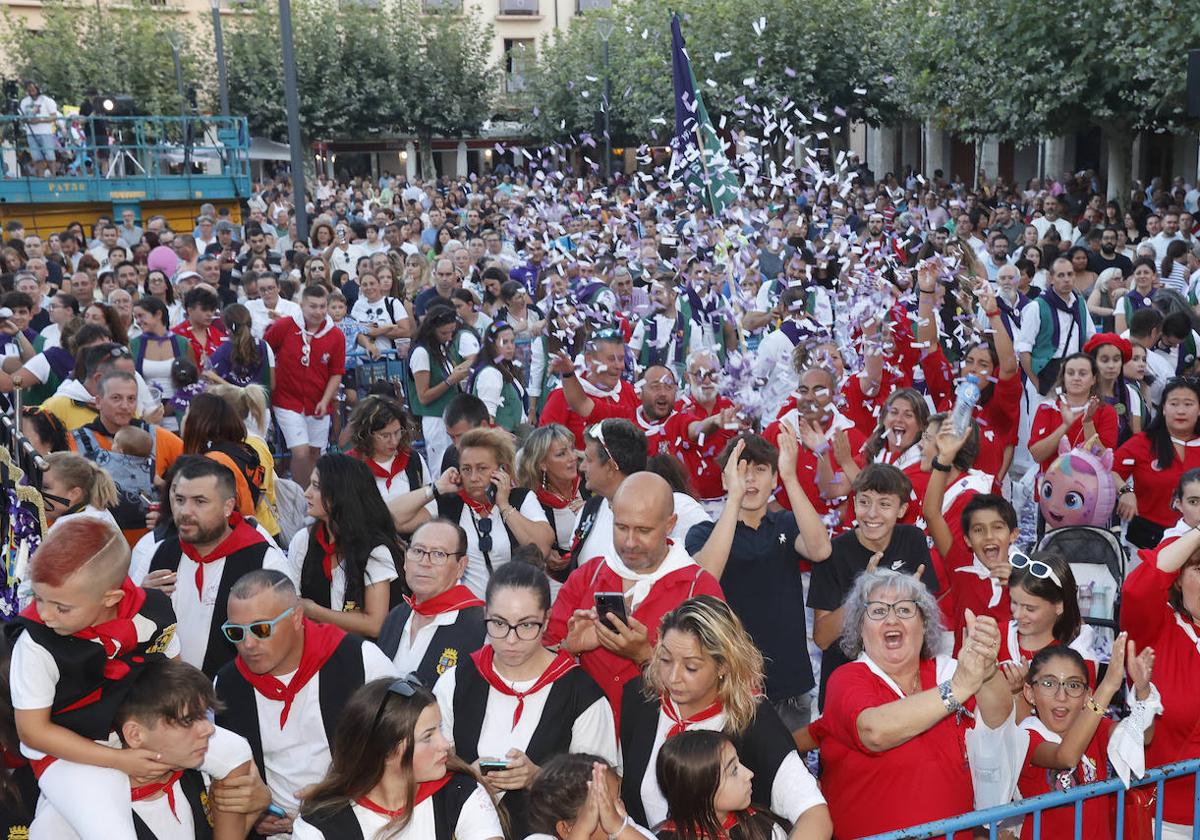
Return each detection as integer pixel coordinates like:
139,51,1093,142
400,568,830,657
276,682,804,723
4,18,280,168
541,470,549,490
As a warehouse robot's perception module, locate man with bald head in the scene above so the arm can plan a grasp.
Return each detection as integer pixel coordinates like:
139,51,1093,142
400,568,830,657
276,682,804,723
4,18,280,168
546,469,723,719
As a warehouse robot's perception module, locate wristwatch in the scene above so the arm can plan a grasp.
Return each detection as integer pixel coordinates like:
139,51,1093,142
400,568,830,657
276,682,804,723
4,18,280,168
1086,697,1106,717
608,815,633,840
931,458,952,472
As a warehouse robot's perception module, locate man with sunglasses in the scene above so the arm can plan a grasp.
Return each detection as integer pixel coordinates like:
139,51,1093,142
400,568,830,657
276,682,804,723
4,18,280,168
376,518,487,685
214,569,397,836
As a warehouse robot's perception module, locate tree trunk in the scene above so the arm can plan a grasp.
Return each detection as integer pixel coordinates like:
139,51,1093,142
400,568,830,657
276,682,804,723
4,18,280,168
1104,124,1131,202
418,131,437,180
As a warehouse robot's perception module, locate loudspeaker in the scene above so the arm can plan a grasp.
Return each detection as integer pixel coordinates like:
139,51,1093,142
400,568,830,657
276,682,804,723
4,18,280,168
1188,50,1200,119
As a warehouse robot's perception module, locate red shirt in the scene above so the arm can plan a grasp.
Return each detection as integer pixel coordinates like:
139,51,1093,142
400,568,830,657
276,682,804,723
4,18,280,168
1019,718,1115,840
940,543,1012,652
1029,401,1119,475
544,554,723,726
171,321,227,364
821,659,975,840
635,406,671,456
264,317,346,415
540,379,639,450
1114,433,1200,528
1121,554,1200,824
665,395,737,500
763,406,866,519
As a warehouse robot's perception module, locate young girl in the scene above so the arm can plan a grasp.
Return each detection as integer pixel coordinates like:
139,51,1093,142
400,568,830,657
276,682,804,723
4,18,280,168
407,304,472,472
525,753,655,840
1115,257,1160,334
469,320,528,432
294,678,504,840
39,452,119,530
207,303,274,390
1028,352,1119,475
1017,639,1157,840
999,550,1096,717
1085,332,1145,443
654,731,788,840
329,290,372,407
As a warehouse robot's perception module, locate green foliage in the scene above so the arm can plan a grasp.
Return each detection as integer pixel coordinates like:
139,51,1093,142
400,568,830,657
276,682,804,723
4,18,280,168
224,0,494,141
1,0,209,115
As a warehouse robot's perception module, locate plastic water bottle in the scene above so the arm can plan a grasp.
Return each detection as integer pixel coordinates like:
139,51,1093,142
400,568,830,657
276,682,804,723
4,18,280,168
950,374,981,438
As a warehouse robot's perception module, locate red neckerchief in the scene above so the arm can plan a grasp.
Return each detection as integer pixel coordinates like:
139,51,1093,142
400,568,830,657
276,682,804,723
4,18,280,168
315,525,337,581
235,619,346,727
534,475,580,510
470,645,578,728
20,578,146,680
355,773,453,820
353,447,411,490
179,512,263,593
659,811,743,837
661,692,724,739
130,770,185,821
458,491,493,518
404,585,484,617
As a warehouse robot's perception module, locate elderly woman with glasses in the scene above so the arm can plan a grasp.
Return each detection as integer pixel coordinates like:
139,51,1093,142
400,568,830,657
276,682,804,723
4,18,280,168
818,568,1013,840
432,557,617,838
388,426,554,598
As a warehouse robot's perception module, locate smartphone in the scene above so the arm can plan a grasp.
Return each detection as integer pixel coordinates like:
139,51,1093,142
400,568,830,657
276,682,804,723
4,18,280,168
485,483,497,505
338,226,347,243
479,760,509,774
594,592,628,632
265,804,287,819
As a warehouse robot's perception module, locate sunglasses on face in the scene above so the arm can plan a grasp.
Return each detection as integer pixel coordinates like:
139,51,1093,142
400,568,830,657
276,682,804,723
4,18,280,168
221,606,296,643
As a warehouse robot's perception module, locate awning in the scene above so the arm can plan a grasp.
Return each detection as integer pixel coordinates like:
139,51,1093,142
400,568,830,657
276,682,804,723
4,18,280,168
249,137,291,161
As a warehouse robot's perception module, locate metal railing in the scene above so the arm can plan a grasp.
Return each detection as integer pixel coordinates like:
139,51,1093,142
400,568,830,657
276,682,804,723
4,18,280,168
0,114,250,185
2,389,47,490
863,758,1200,840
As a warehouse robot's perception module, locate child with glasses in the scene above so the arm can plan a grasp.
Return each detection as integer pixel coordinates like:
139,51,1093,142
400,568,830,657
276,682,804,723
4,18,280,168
8,517,180,840
998,550,1098,720
1016,638,1159,840
432,558,618,838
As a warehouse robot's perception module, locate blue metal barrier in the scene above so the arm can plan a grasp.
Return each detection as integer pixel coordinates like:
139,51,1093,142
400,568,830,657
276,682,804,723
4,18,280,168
863,758,1200,840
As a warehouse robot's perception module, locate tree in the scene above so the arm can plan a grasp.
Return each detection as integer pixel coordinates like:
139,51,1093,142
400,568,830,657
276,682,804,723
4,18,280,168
1,0,209,116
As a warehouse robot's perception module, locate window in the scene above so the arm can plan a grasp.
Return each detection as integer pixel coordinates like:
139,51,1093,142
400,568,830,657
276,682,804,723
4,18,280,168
504,38,535,92
499,0,538,15
423,0,463,11
576,0,610,11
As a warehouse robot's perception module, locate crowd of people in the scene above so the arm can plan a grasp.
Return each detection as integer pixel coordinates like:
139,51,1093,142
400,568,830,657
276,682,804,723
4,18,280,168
0,160,1199,840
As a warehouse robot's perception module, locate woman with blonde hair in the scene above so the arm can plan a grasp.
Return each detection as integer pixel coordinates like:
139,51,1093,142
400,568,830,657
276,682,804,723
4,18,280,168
40,451,119,530
516,424,581,571
388,426,554,597
404,251,431,299
619,596,830,836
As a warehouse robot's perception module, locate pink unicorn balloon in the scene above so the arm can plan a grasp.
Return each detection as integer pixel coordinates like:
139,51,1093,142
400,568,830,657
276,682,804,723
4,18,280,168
1039,435,1116,530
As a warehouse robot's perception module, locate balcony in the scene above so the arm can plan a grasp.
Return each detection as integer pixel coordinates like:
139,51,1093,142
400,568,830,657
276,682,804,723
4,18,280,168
575,0,610,11
498,0,538,16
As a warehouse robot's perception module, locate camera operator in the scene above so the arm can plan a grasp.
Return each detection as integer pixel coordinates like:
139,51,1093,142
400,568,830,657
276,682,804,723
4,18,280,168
17,80,59,177
78,87,111,172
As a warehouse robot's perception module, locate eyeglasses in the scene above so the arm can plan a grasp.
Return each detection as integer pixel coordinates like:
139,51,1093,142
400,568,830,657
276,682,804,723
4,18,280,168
1009,551,1062,587
405,546,461,566
369,675,423,738
485,616,545,641
864,600,920,621
1029,676,1088,698
221,606,296,643
689,368,719,382
475,516,493,555
300,339,311,368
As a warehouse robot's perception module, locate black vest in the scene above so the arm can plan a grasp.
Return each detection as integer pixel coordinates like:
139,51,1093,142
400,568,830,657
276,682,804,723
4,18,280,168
451,655,604,837
435,488,531,577
131,769,212,840
4,590,176,741
376,603,486,687
0,763,38,840
618,677,798,828
297,530,403,613
298,772,479,840
213,634,366,784
149,537,272,678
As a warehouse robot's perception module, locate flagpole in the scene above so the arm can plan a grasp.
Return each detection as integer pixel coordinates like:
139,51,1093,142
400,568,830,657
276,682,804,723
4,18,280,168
695,123,717,216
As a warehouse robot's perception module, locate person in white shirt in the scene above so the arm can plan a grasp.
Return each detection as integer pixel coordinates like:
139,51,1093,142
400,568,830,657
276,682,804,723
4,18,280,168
18,80,59,176
350,271,409,352
1148,211,1185,261
1030,195,1074,246
245,272,302,340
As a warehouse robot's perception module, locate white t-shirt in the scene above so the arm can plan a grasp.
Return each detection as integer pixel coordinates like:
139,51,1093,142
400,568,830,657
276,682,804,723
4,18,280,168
220,641,397,816
575,493,711,565
473,367,526,425
292,784,503,840
350,296,408,351
433,660,620,770
19,94,57,135
281,535,400,612
638,707,824,828
366,451,430,506
246,297,302,341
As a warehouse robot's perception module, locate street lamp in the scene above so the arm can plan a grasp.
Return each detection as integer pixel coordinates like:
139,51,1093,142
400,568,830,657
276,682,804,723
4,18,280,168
279,0,308,243
210,0,230,117
595,18,614,180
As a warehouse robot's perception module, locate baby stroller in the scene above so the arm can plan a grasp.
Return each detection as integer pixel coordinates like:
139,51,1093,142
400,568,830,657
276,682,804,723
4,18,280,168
1035,525,1128,659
